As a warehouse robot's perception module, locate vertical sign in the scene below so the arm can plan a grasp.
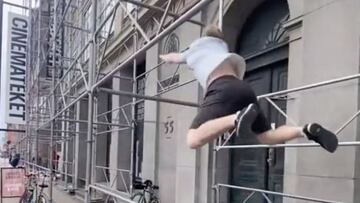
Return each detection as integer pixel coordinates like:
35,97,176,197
1,167,26,198
5,12,28,125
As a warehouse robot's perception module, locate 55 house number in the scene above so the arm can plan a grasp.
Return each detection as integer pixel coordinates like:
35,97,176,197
164,116,174,139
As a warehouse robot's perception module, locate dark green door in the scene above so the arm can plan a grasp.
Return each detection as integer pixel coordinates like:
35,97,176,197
230,60,288,203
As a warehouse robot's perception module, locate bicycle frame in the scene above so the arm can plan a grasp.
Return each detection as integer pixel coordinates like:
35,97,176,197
141,186,159,202
21,172,48,203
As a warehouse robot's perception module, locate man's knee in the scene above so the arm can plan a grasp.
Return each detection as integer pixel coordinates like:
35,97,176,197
256,130,275,144
187,129,202,149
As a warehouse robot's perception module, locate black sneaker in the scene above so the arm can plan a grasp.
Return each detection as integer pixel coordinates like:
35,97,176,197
303,123,338,153
235,103,258,137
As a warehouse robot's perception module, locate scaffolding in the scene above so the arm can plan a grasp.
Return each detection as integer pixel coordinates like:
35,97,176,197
21,0,209,202
3,0,356,202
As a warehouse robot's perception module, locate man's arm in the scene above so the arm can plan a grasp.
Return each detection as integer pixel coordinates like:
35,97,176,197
159,52,187,64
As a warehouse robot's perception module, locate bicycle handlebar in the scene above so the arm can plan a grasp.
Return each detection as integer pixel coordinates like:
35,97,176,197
134,178,159,190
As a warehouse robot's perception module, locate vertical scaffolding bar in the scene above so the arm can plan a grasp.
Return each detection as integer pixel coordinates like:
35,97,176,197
63,111,69,186
212,142,218,203
213,2,223,202
72,114,76,189
49,0,58,202
218,0,223,31
130,29,138,194
35,0,41,167
25,0,32,164
35,81,39,165
85,0,97,202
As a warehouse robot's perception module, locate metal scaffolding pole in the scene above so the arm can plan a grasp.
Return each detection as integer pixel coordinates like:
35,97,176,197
213,1,223,202
122,0,203,26
85,0,97,202
96,78,197,119
35,0,41,168
156,0,173,34
258,73,360,99
212,142,218,203
71,107,77,190
218,0,223,31
129,27,138,194
49,0,58,201
99,88,199,107
217,184,341,203
88,185,136,203
57,118,130,128
217,141,360,150
58,111,71,186
2,0,29,10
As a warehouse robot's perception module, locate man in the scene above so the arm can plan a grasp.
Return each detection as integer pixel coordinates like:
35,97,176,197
9,152,20,168
160,25,338,152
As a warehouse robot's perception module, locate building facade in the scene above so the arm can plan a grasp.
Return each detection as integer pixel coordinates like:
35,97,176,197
24,0,360,202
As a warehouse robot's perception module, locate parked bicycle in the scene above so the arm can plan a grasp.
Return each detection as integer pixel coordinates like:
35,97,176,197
131,178,159,203
19,171,50,203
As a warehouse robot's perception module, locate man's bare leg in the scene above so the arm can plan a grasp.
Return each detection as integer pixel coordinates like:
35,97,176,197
187,114,303,149
187,114,236,149
187,115,303,149
235,103,338,152
257,126,303,145
187,105,338,153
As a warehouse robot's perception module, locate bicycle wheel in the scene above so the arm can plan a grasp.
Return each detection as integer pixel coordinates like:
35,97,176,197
19,190,32,203
150,198,159,203
37,194,48,203
19,192,27,203
131,192,146,203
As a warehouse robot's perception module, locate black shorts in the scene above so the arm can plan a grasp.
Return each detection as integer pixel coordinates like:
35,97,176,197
190,75,271,134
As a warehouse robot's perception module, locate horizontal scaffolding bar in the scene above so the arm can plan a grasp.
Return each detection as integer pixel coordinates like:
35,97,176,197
89,185,135,203
135,61,165,80
2,1,29,9
95,127,131,135
63,22,90,33
36,129,87,134
217,141,360,150
22,161,51,172
258,73,360,99
99,73,133,81
56,118,130,128
95,165,130,173
217,183,342,203
99,88,199,107
0,128,25,133
97,79,196,118
123,0,203,26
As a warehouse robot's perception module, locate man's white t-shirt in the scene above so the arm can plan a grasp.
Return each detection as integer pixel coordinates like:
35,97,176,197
181,37,246,88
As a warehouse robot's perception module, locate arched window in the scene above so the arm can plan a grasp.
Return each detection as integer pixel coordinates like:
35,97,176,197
237,0,289,57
